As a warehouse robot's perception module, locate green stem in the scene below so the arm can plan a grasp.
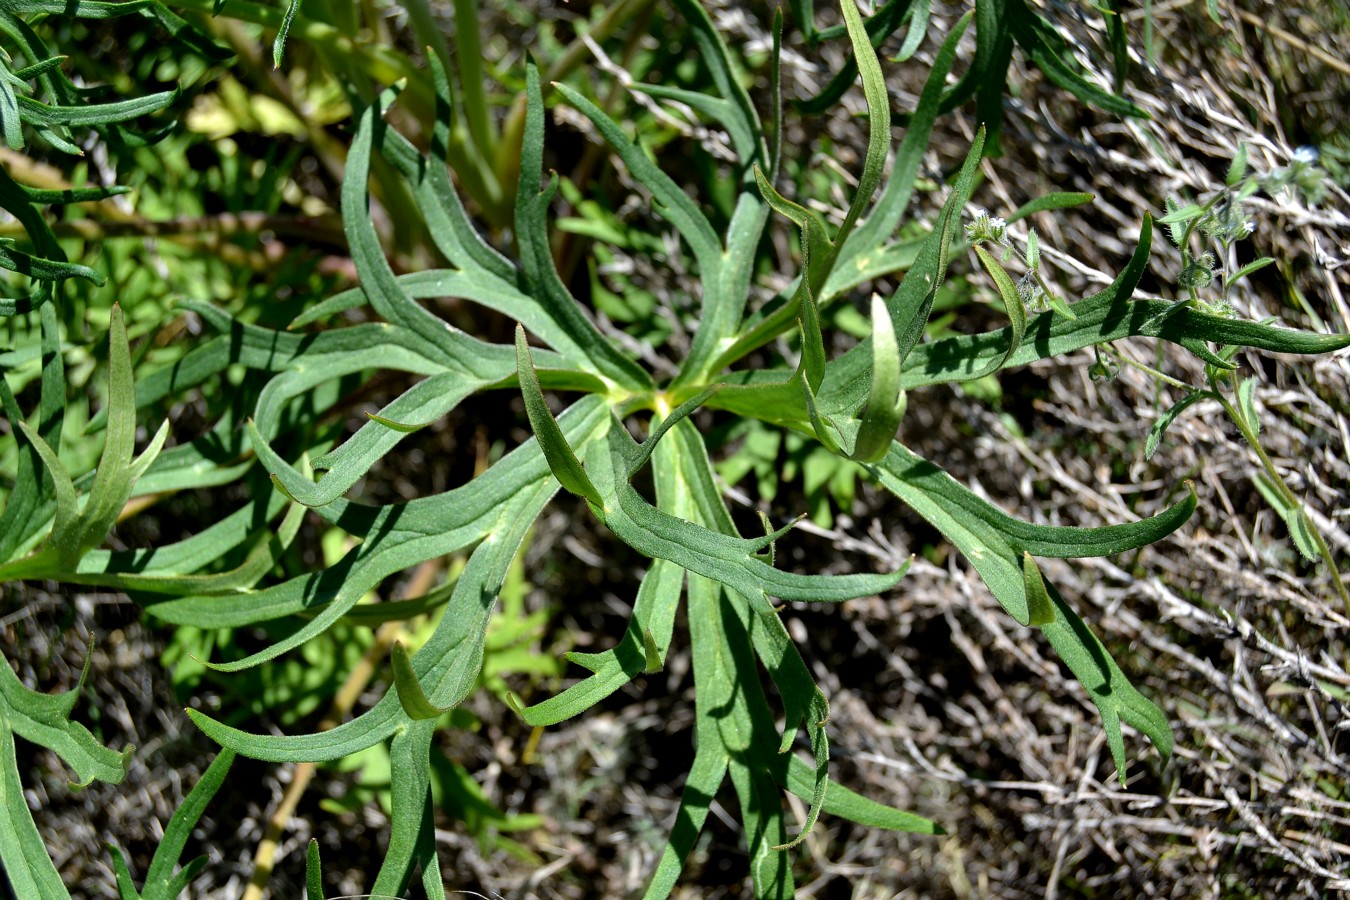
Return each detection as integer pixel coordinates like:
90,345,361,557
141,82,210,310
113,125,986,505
1100,345,1193,391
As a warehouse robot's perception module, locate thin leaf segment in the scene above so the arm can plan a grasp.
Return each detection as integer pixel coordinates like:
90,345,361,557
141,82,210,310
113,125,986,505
3,2,1349,897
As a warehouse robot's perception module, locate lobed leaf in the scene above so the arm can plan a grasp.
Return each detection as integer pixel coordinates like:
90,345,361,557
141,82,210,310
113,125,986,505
553,81,723,289
1,644,131,898
514,65,653,389
110,749,235,900
833,9,971,286
517,560,683,726
874,444,1189,778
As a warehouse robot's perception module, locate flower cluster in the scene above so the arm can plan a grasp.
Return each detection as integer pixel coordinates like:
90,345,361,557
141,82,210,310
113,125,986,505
965,208,1010,247
1198,197,1255,244
1179,250,1217,290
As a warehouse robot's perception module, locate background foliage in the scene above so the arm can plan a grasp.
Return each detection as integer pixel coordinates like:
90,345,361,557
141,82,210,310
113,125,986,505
2,0,1349,897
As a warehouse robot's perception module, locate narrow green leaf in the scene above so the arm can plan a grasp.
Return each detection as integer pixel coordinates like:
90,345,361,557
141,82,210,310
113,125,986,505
802,377,845,455
139,748,235,900
1237,377,1260,437
343,84,520,371
894,0,933,62
642,628,662,674
754,164,833,288
553,81,722,285
159,859,206,900
390,51,516,281
1043,578,1172,782
0,239,103,284
14,421,78,560
519,559,683,726
513,64,652,389
305,839,324,900
1159,200,1204,225
111,845,140,899
369,720,436,896
641,740,728,900
0,72,22,148
1026,228,1040,270
589,425,906,605
1100,0,1128,93
688,568,793,896
515,325,604,510
890,218,1350,388
833,0,893,252
799,286,827,394
852,295,906,463
391,641,455,720
669,0,766,167
0,726,70,898
1252,472,1319,562
74,305,171,564
969,244,1028,379
272,0,301,68
1021,552,1055,627
1227,142,1249,186
14,87,177,127
1145,389,1211,460
777,754,941,833
730,753,793,897
189,401,608,759
635,82,757,167
0,642,131,899
1225,256,1274,286
833,11,971,283
249,356,510,509
1007,191,1095,223
0,650,131,788
1011,2,1144,119
892,128,986,364
10,55,67,82
1043,288,1078,321
0,300,61,557
364,411,424,433
874,447,1185,778
795,0,910,112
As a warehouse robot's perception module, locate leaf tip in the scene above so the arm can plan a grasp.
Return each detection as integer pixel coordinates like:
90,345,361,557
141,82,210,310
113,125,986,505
267,473,300,505
771,829,810,852
642,627,662,674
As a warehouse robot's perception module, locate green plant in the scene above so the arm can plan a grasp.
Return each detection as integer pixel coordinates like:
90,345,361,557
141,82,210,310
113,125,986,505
791,0,1141,151
109,748,236,900
1141,144,1350,612
3,1,1350,897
